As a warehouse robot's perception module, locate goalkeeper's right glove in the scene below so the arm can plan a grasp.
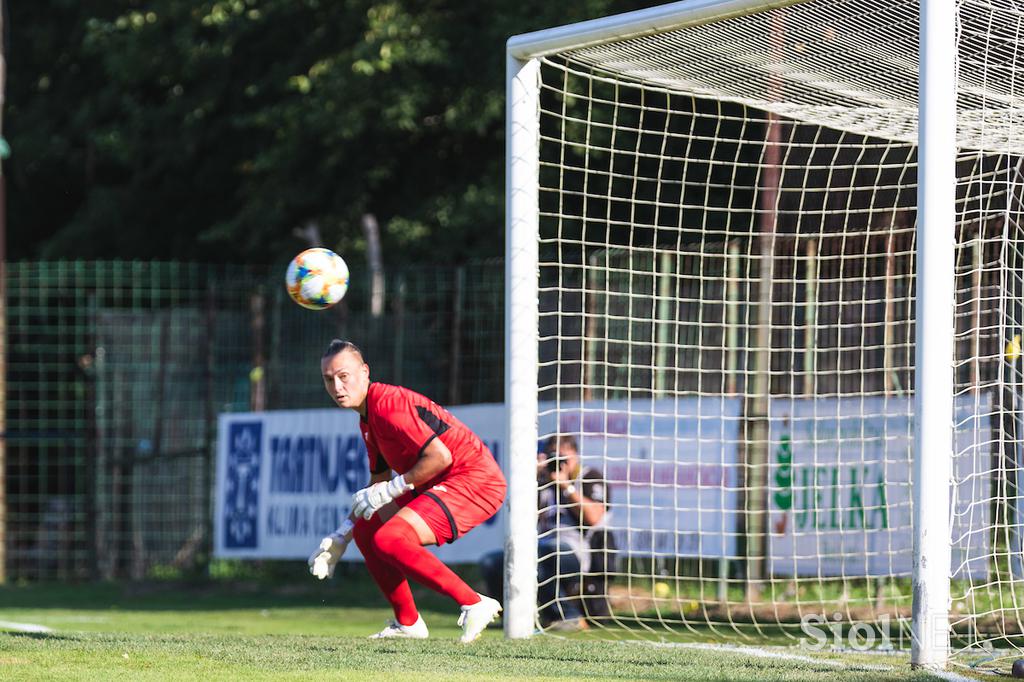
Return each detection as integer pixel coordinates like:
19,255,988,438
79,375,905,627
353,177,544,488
308,519,354,580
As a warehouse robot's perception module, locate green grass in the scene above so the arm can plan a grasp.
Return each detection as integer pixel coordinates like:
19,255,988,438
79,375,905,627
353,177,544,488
0,577,990,681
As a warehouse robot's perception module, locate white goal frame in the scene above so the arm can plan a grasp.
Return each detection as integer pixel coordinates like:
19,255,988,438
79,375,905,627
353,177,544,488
504,0,956,670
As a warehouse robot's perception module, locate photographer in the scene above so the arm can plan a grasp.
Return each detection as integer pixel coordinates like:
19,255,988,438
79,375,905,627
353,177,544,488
480,434,612,631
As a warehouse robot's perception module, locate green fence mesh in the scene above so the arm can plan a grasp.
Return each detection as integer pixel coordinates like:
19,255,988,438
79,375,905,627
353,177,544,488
3,259,503,581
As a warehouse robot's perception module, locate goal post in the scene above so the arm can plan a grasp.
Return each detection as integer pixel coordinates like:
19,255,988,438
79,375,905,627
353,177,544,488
505,52,541,640
505,0,1020,672
912,0,955,668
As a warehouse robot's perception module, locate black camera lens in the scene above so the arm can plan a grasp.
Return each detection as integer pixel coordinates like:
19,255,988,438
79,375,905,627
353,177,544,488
546,457,560,473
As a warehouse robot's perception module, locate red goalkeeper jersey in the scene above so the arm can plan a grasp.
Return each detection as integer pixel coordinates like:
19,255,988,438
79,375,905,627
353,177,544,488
359,382,496,486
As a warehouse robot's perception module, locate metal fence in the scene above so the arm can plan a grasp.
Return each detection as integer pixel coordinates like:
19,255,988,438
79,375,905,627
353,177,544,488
3,260,504,581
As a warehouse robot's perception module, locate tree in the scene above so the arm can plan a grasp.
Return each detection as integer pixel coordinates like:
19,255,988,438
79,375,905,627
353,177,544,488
7,0,660,265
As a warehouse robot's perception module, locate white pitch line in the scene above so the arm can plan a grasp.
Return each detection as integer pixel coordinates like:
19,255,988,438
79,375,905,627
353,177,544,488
928,671,984,682
627,641,983,681
625,640,895,671
0,620,52,634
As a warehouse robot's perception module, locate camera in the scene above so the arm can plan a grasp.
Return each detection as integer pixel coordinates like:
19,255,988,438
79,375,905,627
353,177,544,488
545,456,561,474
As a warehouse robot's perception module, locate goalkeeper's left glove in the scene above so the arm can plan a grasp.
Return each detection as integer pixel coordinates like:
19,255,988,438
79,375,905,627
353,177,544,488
308,519,354,580
352,474,414,520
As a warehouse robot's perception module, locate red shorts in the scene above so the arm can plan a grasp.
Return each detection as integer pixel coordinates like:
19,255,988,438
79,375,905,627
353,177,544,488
396,456,506,545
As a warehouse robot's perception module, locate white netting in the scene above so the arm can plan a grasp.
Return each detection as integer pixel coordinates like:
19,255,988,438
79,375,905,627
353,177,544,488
525,0,1024,670
564,0,1024,154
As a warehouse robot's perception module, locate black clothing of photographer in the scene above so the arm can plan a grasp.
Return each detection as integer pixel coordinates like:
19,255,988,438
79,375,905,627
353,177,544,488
480,435,614,630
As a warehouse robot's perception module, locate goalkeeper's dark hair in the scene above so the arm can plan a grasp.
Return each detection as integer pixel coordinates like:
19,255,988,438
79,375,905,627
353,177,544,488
323,339,364,361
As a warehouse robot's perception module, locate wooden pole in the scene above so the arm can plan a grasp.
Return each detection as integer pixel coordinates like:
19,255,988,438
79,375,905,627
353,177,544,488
745,12,785,600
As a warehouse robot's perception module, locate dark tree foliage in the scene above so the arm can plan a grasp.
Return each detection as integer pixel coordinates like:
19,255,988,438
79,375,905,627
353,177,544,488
7,0,660,266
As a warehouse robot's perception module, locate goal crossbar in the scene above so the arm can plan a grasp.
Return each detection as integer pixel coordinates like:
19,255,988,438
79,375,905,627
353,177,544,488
507,0,806,61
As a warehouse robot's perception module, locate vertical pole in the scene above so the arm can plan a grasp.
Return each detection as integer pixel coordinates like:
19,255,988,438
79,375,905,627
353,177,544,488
249,291,266,412
726,241,740,396
803,238,817,397
720,242,741,603
655,251,673,396
747,108,782,599
203,283,217,575
878,224,899,611
449,266,465,406
362,213,385,319
745,12,785,600
912,0,956,669
0,0,8,585
393,275,406,385
585,252,598,402
505,51,540,639
885,227,897,394
971,235,982,390
83,292,99,580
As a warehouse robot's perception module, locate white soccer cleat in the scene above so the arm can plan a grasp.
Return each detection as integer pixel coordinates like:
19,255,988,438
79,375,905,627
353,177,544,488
368,615,429,639
457,593,502,644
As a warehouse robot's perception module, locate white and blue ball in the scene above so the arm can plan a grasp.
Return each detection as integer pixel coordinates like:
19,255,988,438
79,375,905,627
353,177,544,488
285,248,350,310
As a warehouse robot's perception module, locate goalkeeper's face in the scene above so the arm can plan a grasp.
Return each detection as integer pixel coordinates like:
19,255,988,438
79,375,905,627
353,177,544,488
321,349,370,412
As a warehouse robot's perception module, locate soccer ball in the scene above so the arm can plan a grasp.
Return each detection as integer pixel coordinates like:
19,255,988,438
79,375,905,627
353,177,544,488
285,248,350,310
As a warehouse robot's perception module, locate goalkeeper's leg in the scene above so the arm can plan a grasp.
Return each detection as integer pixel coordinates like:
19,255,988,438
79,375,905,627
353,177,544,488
372,514,479,605
374,496,502,643
351,514,420,627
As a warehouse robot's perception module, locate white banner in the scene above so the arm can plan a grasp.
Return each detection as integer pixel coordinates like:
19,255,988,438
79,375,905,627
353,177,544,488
216,398,744,564
222,394,995,573
539,396,743,559
214,405,506,563
768,394,992,578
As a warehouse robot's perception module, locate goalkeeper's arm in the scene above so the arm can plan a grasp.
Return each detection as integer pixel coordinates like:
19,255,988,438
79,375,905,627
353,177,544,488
308,516,356,580
308,469,393,579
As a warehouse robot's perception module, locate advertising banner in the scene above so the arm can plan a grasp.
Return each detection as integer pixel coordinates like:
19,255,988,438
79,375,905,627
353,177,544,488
768,394,992,578
216,397,745,563
540,396,743,559
214,405,506,563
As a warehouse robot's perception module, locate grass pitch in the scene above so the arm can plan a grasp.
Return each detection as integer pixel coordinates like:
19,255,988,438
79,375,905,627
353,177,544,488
0,572,989,681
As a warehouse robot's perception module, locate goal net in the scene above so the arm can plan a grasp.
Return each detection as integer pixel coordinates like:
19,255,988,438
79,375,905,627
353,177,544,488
506,0,1024,670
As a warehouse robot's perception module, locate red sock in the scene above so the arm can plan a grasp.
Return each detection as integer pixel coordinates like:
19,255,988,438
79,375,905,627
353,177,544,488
352,516,420,626
373,516,481,607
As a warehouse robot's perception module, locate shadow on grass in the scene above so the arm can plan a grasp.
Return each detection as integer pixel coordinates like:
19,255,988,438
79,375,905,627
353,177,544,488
0,564,460,614
1,632,78,641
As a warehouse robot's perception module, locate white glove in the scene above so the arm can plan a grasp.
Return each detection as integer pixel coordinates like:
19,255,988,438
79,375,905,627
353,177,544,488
352,474,413,520
308,519,354,580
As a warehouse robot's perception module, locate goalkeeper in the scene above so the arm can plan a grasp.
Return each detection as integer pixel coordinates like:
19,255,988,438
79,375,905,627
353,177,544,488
308,339,506,643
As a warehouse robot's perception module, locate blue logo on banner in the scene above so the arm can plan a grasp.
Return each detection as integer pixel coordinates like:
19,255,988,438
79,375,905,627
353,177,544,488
225,421,262,548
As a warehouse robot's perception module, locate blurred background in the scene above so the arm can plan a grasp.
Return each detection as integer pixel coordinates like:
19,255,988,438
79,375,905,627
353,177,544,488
2,0,662,582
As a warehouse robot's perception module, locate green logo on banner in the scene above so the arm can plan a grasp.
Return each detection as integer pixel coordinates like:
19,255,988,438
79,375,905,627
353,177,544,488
773,434,793,511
